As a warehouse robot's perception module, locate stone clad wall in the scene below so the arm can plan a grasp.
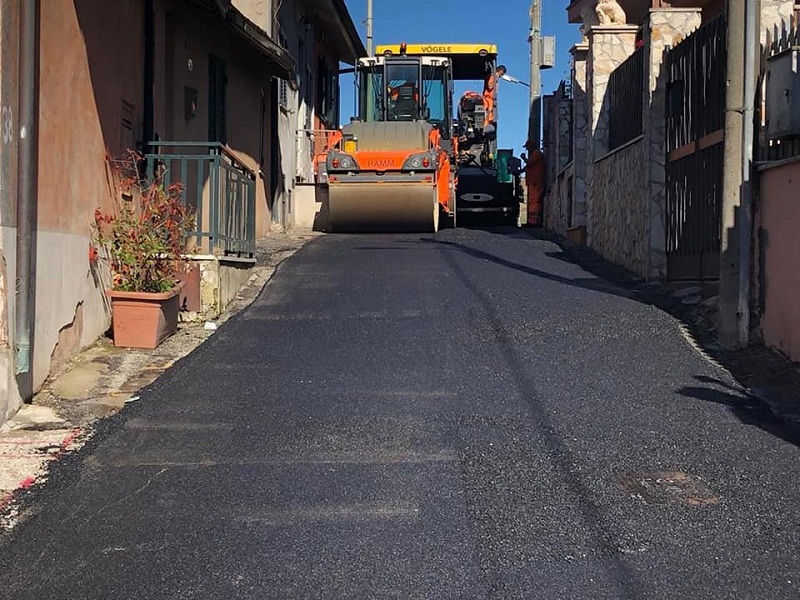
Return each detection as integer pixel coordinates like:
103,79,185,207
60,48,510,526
586,26,638,245
589,139,649,278
543,164,573,235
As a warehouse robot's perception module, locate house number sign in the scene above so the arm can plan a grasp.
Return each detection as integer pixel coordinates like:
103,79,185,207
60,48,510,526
1,105,12,145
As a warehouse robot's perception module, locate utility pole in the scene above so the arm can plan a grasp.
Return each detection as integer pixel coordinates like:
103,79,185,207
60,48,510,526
366,0,373,56
528,0,541,149
719,0,758,349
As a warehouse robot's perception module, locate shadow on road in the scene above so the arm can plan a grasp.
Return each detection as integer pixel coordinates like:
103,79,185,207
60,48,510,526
428,227,800,450
677,375,800,447
421,237,641,300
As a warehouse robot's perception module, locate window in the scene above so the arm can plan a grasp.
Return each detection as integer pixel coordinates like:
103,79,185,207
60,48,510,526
359,65,384,122
208,54,227,143
421,65,447,126
279,31,289,109
317,58,339,127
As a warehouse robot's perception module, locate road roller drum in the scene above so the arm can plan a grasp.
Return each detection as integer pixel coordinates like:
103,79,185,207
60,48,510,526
327,184,439,233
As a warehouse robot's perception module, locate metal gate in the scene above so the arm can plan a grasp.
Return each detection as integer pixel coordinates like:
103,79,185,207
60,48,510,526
664,14,727,280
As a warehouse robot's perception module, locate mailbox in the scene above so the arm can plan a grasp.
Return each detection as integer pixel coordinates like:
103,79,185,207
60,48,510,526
766,47,800,140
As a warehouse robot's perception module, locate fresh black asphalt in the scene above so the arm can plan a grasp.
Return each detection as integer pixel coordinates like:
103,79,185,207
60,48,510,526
1,228,799,598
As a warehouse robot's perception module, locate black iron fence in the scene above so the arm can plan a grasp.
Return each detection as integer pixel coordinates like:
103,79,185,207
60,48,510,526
608,47,644,150
664,13,727,281
145,142,257,257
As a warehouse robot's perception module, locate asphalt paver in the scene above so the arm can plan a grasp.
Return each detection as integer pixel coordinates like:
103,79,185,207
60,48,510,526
0,227,798,599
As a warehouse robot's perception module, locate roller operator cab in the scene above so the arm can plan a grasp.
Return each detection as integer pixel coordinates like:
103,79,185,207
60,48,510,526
324,53,455,233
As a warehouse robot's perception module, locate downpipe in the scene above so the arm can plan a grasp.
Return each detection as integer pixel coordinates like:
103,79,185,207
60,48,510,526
737,0,758,348
14,0,40,398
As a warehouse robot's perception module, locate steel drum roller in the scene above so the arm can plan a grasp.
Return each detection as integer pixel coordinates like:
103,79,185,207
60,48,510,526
328,184,439,233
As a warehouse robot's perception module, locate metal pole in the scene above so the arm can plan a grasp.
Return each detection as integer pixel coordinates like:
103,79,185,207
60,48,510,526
15,0,40,397
528,0,541,148
366,0,373,56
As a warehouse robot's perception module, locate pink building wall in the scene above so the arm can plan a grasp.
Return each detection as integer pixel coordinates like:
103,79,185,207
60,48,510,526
757,159,800,361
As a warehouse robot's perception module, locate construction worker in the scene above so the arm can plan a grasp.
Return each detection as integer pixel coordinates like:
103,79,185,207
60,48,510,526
521,141,545,226
482,65,506,126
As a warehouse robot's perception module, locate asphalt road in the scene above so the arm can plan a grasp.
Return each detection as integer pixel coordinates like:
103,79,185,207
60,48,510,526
1,227,799,599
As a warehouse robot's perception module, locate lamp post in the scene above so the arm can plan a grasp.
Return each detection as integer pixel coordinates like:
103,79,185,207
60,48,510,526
366,0,373,56
528,0,541,149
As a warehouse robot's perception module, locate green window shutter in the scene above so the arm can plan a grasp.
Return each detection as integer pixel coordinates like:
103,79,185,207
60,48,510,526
208,55,227,144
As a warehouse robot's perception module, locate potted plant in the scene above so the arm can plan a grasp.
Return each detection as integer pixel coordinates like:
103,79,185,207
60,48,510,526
91,152,196,349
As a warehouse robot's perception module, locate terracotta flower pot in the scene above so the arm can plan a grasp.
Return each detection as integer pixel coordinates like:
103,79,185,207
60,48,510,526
106,285,182,349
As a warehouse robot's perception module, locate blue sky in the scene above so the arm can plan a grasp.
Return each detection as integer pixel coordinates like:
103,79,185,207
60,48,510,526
339,0,580,156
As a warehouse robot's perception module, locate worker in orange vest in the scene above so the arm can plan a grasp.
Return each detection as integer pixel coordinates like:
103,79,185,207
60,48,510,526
521,141,545,226
482,65,506,127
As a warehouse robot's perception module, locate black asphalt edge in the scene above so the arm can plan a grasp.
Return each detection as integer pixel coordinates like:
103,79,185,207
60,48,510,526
519,226,800,442
0,237,321,530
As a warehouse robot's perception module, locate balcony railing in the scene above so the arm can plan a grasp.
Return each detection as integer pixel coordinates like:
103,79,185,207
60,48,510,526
145,142,256,257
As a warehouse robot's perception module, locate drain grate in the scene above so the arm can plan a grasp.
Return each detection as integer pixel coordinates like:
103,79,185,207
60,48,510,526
618,471,719,506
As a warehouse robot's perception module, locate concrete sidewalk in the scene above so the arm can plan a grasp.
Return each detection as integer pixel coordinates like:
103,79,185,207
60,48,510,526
0,232,318,529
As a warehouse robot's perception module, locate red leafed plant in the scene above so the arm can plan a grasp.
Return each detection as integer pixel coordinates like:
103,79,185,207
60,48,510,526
91,150,196,293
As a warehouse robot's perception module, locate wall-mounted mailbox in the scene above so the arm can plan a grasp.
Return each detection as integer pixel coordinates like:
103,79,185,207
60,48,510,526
541,36,556,70
766,47,800,140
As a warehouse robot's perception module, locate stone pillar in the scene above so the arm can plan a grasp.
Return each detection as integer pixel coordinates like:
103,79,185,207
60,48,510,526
585,25,639,242
570,43,589,228
643,9,702,280
587,26,639,159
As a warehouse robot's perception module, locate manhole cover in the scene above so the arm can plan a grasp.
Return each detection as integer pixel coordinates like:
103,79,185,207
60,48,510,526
618,471,718,506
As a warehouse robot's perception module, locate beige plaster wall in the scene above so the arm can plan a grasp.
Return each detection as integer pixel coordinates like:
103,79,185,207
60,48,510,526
31,0,146,393
0,0,20,420
758,159,800,361
233,0,275,34
159,4,276,240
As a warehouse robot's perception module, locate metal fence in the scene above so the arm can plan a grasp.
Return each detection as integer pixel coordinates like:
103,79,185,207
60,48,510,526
760,14,800,162
664,13,727,281
608,47,644,150
145,142,256,257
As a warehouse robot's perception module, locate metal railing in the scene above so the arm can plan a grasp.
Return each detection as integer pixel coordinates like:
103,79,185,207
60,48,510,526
760,13,800,162
145,142,256,257
608,47,645,150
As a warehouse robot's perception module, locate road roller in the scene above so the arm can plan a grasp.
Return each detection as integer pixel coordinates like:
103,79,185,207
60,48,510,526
324,43,522,232
325,44,456,233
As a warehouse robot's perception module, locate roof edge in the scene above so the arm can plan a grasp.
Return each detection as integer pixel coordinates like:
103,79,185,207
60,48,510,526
227,5,297,79
331,0,368,60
